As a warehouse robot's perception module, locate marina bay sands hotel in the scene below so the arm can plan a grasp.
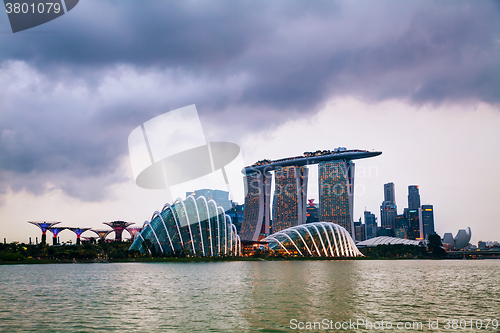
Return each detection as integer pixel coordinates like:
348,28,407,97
240,148,381,241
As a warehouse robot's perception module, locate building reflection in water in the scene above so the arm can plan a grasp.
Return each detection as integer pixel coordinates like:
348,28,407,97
241,261,357,331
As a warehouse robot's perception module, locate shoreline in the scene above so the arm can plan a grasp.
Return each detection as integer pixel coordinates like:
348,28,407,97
1,256,489,265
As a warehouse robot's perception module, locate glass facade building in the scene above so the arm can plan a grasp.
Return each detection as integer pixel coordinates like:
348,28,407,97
380,182,397,230
130,196,242,257
364,210,377,240
419,205,435,239
384,182,396,204
262,222,362,257
226,203,244,234
318,160,355,237
395,214,409,239
272,166,308,233
380,202,397,229
240,171,272,241
186,189,232,212
354,218,366,242
405,208,421,240
408,185,421,210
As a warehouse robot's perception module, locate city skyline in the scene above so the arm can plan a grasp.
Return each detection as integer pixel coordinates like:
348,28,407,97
0,1,499,245
20,175,441,245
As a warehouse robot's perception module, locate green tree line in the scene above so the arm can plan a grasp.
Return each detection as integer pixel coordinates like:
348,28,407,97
0,240,142,262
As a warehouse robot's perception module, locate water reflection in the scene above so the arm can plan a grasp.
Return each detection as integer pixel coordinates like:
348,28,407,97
241,261,357,331
0,260,498,332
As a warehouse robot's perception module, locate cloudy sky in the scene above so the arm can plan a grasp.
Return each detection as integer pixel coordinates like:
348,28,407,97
0,0,499,244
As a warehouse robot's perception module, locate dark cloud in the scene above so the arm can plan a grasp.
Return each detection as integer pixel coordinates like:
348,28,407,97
1,1,497,106
0,64,127,200
0,0,498,200
0,0,500,104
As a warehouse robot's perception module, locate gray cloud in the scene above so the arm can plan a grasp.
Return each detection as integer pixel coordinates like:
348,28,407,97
1,1,498,106
0,0,498,200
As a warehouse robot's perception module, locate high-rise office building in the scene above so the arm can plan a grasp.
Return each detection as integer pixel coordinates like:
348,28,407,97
318,160,355,237
380,182,397,229
394,227,407,239
380,202,397,229
405,208,421,240
377,228,395,237
394,214,409,239
364,210,377,240
354,218,366,242
408,185,421,210
419,205,435,239
186,189,232,211
384,182,396,204
272,166,309,233
395,214,408,229
226,203,245,233
240,171,272,240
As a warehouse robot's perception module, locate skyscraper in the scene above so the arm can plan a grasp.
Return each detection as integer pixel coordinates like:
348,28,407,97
240,171,272,241
226,203,245,233
384,182,396,203
318,160,355,237
380,202,397,229
408,185,421,210
419,204,435,239
405,208,421,240
186,189,231,211
354,218,366,242
272,166,309,233
364,210,377,240
395,214,409,239
380,182,397,229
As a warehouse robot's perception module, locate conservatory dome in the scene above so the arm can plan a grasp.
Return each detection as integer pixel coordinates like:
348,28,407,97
130,195,241,257
262,222,362,257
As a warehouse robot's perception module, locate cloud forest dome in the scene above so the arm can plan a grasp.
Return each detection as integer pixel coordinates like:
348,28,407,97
130,195,242,257
262,222,363,257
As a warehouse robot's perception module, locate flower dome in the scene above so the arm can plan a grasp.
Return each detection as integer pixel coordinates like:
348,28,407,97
262,222,362,257
130,195,241,257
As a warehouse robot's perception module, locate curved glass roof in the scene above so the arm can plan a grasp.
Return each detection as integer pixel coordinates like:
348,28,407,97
356,236,422,247
130,195,241,257
262,222,362,257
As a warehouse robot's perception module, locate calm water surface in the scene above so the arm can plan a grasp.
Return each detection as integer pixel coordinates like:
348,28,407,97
0,260,499,332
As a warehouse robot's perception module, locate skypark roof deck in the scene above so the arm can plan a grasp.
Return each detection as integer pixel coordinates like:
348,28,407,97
244,148,382,173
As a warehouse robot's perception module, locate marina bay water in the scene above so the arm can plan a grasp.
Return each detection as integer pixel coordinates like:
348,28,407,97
0,260,499,332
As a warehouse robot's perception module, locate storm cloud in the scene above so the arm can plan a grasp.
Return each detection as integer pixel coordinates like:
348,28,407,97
0,0,499,200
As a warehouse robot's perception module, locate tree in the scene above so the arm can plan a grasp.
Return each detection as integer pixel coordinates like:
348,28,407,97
427,234,447,258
